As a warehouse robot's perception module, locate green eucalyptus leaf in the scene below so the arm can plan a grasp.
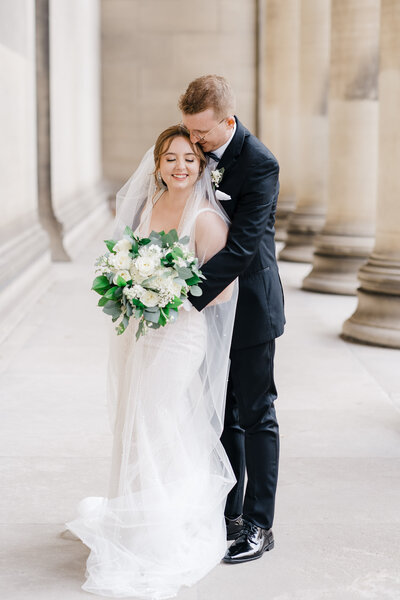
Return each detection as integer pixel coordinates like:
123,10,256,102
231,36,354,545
173,277,186,286
185,275,200,286
135,321,145,341
190,284,202,297
144,308,160,323
176,267,193,280
102,302,122,319
162,229,178,246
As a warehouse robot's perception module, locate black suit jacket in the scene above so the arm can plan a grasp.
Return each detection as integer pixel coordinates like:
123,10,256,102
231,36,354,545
189,117,285,350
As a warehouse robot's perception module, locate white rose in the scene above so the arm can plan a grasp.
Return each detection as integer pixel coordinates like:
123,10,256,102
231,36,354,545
135,255,157,277
113,238,132,253
113,269,131,284
141,289,159,307
139,243,162,258
110,252,132,270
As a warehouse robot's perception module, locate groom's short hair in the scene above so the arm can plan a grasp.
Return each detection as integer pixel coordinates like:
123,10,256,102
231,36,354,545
179,75,236,119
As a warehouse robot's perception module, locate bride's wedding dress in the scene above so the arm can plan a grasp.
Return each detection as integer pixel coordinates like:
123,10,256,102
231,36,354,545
66,152,237,599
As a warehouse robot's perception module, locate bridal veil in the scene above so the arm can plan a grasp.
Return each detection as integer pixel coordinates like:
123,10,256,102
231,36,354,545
66,146,238,599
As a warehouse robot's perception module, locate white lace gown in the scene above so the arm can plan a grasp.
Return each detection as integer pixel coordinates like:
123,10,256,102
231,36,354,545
66,203,237,599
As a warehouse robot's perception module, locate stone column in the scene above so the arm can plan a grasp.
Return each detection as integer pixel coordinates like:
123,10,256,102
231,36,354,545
263,0,299,241
36,0,69,261
302,0,379,294
342,0,400,348
279,0,330,263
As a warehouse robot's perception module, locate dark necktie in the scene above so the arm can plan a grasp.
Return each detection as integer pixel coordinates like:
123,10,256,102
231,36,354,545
205,152,220,163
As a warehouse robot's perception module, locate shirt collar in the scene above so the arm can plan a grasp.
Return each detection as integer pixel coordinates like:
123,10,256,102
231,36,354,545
211,121,237,160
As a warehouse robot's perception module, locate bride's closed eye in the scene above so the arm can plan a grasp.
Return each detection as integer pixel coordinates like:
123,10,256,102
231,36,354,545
165,158,195,163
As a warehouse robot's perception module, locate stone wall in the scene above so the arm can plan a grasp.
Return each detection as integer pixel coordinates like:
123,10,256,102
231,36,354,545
101,0,257,183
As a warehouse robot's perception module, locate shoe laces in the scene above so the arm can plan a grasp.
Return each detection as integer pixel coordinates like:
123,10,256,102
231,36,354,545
242,519,258,537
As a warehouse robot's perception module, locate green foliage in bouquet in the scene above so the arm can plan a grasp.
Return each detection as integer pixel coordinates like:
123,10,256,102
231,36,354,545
92,226,204,340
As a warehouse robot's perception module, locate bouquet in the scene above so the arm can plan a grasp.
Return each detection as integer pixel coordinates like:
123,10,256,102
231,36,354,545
91,226,204,339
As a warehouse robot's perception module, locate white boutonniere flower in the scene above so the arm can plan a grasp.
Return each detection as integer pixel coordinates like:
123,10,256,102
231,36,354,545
211,168,225,188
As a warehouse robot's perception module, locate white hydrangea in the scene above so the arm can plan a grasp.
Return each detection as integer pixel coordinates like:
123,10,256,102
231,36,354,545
175,258,188,268
123,284,145,301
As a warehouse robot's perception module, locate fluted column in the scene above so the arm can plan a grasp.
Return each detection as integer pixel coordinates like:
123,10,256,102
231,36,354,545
279,0,330,263
342,0,400,348
263,0,299,241
302,0,379,294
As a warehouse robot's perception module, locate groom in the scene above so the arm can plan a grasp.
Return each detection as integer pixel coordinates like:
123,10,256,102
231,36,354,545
180,75,285,563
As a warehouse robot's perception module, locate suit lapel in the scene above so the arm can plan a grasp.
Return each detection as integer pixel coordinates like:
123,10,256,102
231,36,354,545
216,117,246,174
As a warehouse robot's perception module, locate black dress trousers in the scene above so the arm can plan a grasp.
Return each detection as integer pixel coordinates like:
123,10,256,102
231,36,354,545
221,340,280,530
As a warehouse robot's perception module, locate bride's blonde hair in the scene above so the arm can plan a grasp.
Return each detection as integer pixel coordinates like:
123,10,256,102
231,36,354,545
153,125,206,188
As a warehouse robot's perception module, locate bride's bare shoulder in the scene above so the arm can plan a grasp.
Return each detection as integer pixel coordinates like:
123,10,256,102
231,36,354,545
195,206,228,241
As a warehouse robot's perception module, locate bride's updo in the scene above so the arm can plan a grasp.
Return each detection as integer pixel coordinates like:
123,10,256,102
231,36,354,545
153,124,206,188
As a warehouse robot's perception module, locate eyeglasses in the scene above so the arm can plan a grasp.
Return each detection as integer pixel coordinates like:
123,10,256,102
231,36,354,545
180,118,227,143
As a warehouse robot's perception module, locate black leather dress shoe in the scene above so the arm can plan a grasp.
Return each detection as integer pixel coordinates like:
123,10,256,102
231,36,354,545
225,515,243,540
223,519,274,563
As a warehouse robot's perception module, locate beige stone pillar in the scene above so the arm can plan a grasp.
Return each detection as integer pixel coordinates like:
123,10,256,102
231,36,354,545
279,0,330,263
302,0,379,294
342,0,400,347
36,0,69,261
263,0,299,241
0,0,52,343
50,0,110,259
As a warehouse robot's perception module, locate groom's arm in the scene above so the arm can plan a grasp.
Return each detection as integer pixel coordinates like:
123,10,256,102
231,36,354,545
189,155,279,311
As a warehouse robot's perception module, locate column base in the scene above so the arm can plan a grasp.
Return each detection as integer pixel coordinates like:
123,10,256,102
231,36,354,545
275,194,296,242
302,252,365,295
278,234,315,263
0,219,52,344
278,205,326,263
55,180,113,259
341,255,400,348
301,230,374,295
342,289,400,349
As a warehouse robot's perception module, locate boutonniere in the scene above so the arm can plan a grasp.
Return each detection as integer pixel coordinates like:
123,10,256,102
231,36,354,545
211,168,225,189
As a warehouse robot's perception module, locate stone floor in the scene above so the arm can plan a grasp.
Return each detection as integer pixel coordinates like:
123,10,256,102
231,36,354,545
1,226,400,600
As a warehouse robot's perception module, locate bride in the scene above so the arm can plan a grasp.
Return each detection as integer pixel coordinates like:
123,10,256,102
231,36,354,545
66,125,238,599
